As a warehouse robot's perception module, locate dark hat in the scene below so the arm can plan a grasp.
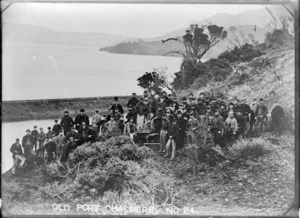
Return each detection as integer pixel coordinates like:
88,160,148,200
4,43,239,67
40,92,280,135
128,104,132,108
114,97,119,101
95,110,99,113
208,112,214,116
64,110,69,113
176,110,182,114
132,92,136,95
199,92,205,95
161,91,167,95
205,96,210,100
80,109,85,112
182,97,187,101
48,127,51,130
259,98,264,102
140,97,144,100
34,125,37,128
26,129,31,132
188,92,193,96
16,138,20,141
54,120,58,122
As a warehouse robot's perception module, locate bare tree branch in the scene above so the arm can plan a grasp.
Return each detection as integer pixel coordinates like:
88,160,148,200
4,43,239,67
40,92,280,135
265,6,277,22
282,4,294,18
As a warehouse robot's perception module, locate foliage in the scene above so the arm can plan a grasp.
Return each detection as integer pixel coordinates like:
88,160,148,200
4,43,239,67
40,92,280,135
265,28,294,48
218,43,264,63
163,24,227,62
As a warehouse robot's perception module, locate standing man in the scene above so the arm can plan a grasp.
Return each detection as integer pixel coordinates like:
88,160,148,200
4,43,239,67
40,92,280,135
37,128,46,159
235,109,247,139
31,126,39,153
75,109,90,130
256,98,268,134
161,91,172,107
78,121,90,145
111,97,124,114
271,102,285,137
91,110,101,129
52,120,62,136
135,98,149,130
249,98,258,133
127,93,139,110
224,111,238,144
22,129,34,158
60,111,74,135
212,110,224,146
165,116,179,160
176,110,187,150
126,105,137,124
10,138,26,174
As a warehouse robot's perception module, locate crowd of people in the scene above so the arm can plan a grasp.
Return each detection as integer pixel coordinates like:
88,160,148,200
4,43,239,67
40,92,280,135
10,91,285,174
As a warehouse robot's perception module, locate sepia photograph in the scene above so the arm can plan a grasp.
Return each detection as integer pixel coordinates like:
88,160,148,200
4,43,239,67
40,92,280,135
1,0,298,216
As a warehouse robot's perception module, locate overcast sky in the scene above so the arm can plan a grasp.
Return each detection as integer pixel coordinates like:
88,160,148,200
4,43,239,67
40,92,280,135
3,3,264,38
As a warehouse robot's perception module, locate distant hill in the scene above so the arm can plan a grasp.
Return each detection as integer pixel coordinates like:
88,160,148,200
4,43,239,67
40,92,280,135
100,25,267,59
99,5,292,59
2,22,133,48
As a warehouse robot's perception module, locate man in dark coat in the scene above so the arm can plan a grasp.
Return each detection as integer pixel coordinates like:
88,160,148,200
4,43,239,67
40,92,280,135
135,98,149,130
271,103,285,137
161,91,173,107
165,116,179,160
44,135,57,163
127,93,139,110
256,98,268,134
75,109,90,130
126,105,137,124
219,103,228,121
52,120,62,136
10,138,26,174
176,110,187,150
235,109,247,139
212,110,224,146
22,129,34,158
78,121,90,145
65,126,80,144
61,136,77,162
60,111,74,135
111,97,124,114
31,126,39,153
87,124,97,143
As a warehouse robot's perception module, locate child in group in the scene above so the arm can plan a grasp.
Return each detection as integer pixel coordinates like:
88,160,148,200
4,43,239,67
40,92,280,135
106,115,118,132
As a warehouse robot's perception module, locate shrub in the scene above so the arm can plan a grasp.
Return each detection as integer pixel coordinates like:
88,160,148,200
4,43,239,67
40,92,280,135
265,29,294,48
225,138,270,165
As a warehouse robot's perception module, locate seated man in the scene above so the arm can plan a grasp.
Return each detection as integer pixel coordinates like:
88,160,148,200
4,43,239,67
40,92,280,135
124,116,137,141
61,136,77,162
10,138,26,174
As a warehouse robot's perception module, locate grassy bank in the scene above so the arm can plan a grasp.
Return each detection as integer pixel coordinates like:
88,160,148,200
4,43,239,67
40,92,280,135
2,133,295,216
2,96,133,122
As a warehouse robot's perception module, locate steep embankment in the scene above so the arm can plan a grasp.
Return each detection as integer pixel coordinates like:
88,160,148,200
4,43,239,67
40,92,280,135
2,96,132,122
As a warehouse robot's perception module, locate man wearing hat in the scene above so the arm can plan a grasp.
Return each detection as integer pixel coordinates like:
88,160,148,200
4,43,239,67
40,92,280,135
249,98,258,133
219,103,228,121
52,120,62,136
110,97,124,114
161,91,172,107
22,129,34,158
75,109,90,130
31,125,39,153
60,111,74,136
126,104,137,124
37,128,46,158
170,97,179,112
235,108,247,139
127,93,140,110
176,110,187,150
78,121,90,145
256,98,268,134
212,110,224,147
135,97,149,130
46,127,54,139
10,138,26,174
87,124,97,144
239,98,251,122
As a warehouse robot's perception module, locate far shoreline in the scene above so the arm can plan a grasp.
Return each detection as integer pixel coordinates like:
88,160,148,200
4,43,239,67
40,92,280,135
2,95,136,123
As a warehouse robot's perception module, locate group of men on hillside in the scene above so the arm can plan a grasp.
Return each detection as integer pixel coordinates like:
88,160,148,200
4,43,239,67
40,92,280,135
10,91,285,174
